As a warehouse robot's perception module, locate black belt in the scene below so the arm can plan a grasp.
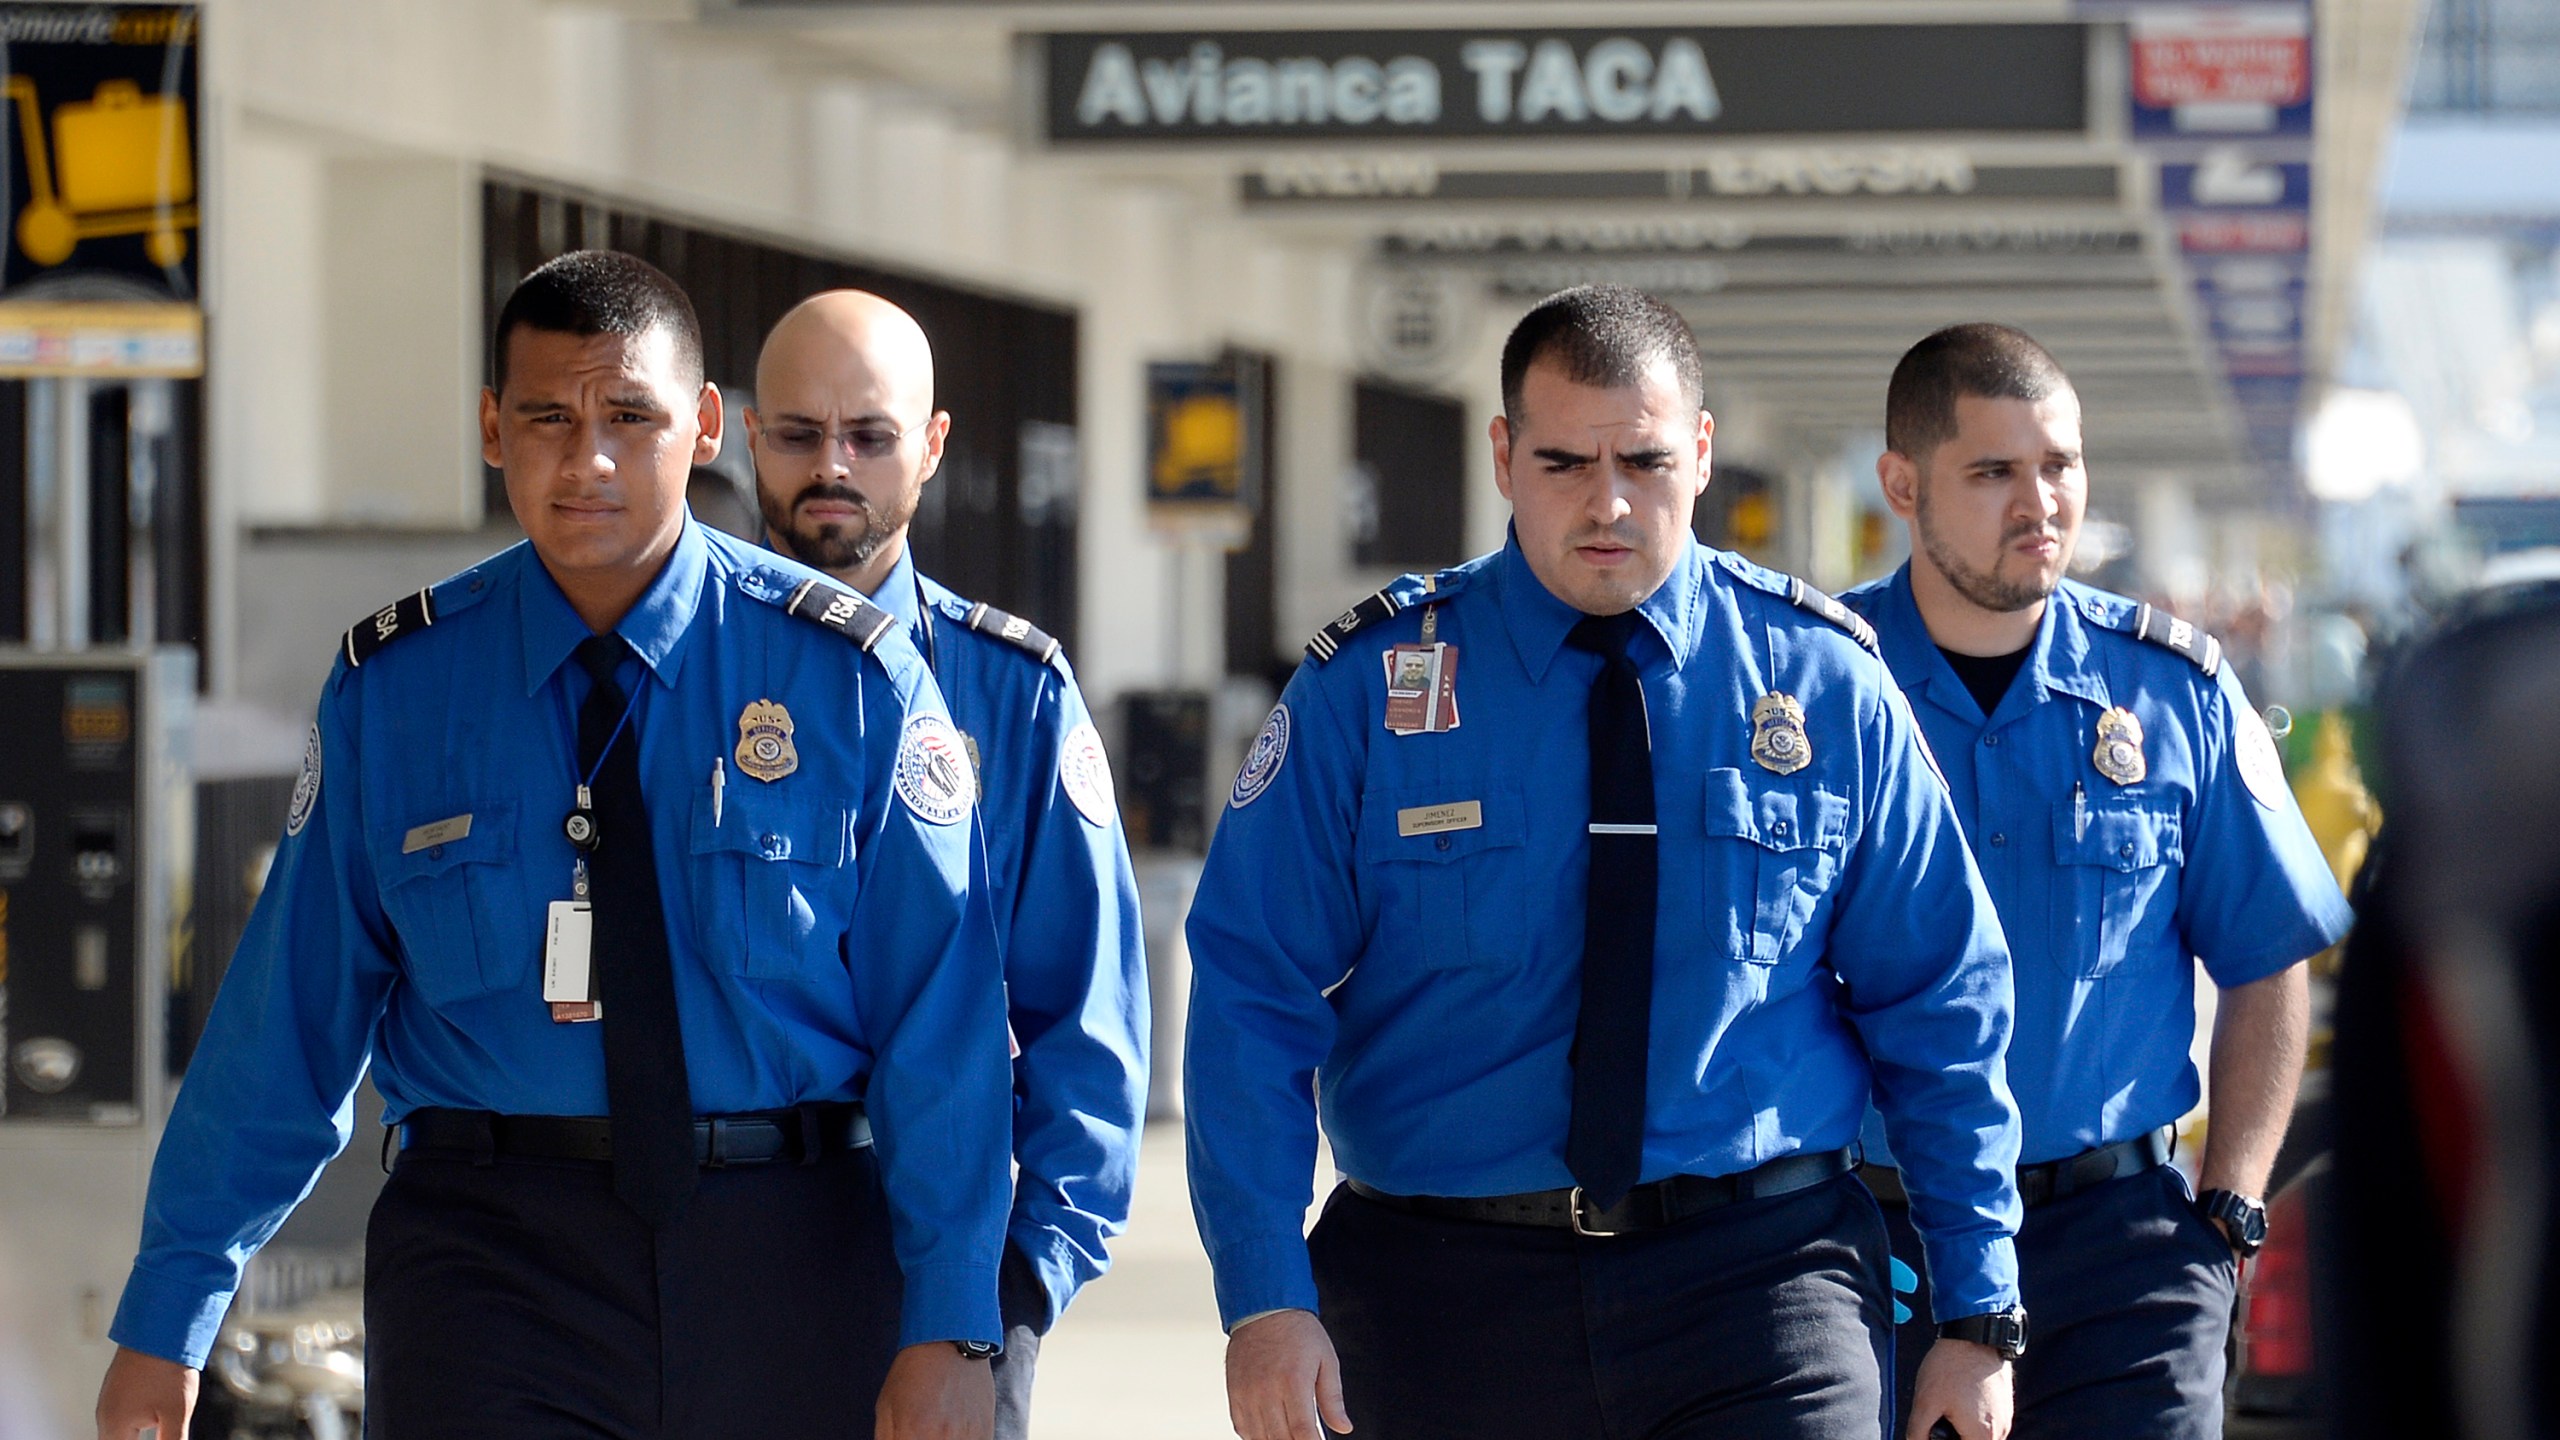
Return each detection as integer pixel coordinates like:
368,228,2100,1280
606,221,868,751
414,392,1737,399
1857,1126,2173,1208
396,1103,871,1169
1346,1148,1853,1237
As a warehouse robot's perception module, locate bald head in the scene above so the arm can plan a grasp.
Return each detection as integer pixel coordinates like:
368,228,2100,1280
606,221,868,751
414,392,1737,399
748,290,950,590
755,289,937,422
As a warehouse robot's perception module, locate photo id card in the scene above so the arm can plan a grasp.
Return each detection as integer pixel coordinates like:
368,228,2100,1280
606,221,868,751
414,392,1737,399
1382,643,1460,735
544,900,600,1023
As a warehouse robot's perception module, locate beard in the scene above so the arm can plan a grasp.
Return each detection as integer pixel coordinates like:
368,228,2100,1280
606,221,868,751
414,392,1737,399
759,479,918,573
1916,488,2065,615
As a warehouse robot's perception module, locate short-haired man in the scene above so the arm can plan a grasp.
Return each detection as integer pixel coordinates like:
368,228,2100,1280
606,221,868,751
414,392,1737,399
1186,285,2029,1440
1841,323,2352,1439
746,290,1150,1440
94,251,1013,1440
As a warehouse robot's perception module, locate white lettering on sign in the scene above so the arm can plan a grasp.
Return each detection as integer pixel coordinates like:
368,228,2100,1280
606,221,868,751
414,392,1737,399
1462,35,1718,126
1078,41,1444,128
1076,36,1718,132
1697,147,1974,198
1259,153,1440,198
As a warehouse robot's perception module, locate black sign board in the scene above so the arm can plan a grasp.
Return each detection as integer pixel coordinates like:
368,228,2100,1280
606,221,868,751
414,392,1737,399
0,5,200,299
1038,26,2087,145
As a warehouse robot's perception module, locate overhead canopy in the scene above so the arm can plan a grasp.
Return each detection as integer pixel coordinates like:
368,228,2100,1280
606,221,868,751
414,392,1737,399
709,0,2425,500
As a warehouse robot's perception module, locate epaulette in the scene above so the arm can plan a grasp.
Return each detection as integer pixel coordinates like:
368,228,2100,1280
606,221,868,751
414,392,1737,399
341,563,499,668
1713,553,1878,656
2123,600,2223,677
779,576,899,651
957,600,1063,668
1303,571,1465,664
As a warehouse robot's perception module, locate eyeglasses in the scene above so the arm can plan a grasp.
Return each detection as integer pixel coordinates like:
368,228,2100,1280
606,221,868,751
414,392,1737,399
757,417,925,460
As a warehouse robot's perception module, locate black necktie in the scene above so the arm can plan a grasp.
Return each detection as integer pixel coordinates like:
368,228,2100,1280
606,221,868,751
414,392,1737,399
575,635,697,1226
1563,612,1656,1209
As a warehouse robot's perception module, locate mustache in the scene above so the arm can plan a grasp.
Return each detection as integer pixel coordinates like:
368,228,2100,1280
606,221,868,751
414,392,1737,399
791,485,874,517
1565,522,1644,549
2005,519,2061,545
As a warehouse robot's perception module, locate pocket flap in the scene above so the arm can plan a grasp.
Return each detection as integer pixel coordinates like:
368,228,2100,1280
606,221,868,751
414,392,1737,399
1358,784,1525,864
380,802,516,882
1702,769,1849,853
691,787,851,867
2054,800,2180,871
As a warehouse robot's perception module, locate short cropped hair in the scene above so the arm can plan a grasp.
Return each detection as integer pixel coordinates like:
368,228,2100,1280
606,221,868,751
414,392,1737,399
1500,284,1705,421
1885,323,2074,462
491,249,705,395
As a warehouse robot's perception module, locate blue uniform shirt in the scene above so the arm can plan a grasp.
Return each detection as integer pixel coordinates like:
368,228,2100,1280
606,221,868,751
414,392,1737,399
1841,567,2353,1165
867,548,1150,1330
112,521,1013,1367
1185,534,2025,1329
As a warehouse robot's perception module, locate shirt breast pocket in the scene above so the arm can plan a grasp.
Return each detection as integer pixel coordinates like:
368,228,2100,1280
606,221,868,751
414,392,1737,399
2050,799,2182,979
1701,769,1852,967
690,787,857,983
376,801,528,1006
1356,784,1528,971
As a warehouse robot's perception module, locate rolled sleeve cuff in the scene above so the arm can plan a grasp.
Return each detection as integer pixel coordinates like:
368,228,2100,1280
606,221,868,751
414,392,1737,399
895,1260,1002,1349
1208,1232,1320,1333
1006,1218,1089,1331
109,1263,234,1371
2200,899,2353,990
1923,1233,2021,1321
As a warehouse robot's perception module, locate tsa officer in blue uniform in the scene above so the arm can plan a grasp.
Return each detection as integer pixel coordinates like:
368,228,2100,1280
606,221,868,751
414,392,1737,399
95,252,1014,1440
1839,324,2353,1440
1188,285,2028,1440
746,291,1150,1440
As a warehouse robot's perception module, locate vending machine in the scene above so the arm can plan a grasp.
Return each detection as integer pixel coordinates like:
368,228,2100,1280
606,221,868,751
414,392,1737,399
0,648,193,1428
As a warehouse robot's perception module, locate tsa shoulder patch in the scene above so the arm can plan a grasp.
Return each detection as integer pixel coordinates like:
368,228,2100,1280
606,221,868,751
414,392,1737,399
1058,719,1117,827
1229,704,1291,809
285,722,322,837
342,587,436,667
895,712,976,825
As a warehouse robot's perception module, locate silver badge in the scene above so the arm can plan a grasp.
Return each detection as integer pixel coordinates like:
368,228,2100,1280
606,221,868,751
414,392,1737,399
1750,693,1811,776
2093,706,2147,786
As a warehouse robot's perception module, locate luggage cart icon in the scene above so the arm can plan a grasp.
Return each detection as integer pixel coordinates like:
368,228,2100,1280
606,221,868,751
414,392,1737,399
7,77,197,270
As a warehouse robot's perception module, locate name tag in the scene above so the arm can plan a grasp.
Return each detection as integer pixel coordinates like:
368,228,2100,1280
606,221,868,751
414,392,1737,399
401,814,473,854
1397,800,1483,837
543,900,600,1023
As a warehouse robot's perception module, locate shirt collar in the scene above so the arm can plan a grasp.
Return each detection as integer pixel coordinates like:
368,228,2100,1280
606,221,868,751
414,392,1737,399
1496,527,1697,683
518,517,710,696
864,544,928,648
1872,562,2107,723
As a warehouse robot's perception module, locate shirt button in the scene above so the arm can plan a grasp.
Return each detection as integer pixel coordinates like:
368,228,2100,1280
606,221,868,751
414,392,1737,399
1990,833,2007,847
1435,835,1452,852
1983,734,2000,747
761,833,783,856
427,845,443,860
1772,820,1791,836
2120,842,2137,859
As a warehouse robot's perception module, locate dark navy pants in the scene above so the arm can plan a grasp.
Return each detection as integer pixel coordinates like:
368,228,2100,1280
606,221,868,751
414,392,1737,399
989,1244,1050,1440
364,1141,903,1438
1881,1164,2237,1440
1309,1171,1894,1440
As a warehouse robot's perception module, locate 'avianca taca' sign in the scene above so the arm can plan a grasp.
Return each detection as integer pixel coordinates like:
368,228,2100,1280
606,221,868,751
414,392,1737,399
1034,27,2089,145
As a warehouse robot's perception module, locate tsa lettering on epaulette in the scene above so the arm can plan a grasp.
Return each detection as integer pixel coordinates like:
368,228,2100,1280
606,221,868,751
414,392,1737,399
962,601,1063,668
783,578,898,651
1306,588,1405,664
2129,602,2223,677
1784,577,1880,656
343,588,436,667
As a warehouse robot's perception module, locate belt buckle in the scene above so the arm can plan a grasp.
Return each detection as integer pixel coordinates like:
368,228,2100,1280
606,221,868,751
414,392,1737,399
1568,1186,1624,1238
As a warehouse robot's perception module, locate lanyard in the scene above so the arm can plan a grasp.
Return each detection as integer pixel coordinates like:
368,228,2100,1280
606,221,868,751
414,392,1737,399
562,657,644,899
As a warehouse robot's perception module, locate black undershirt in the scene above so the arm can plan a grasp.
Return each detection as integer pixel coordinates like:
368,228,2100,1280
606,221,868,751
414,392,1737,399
1937,644,2033,718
